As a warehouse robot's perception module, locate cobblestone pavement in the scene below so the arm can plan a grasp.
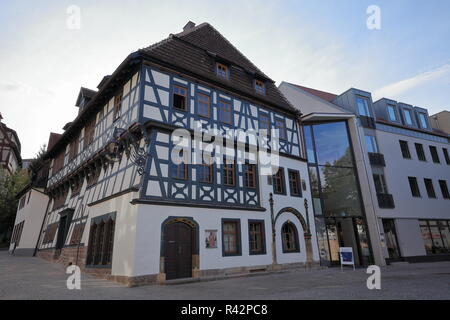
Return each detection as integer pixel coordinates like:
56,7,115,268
0,250,449,300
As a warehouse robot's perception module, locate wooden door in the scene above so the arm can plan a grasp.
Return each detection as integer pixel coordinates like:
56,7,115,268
164,222,193,280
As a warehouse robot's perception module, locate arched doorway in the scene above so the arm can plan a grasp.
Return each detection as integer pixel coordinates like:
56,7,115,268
275,207,313,264
161,217,199,280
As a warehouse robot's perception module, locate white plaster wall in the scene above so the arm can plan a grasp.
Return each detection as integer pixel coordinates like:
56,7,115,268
85,191,140,277
11,189,48,251
130,155,318,277
376,129,450,220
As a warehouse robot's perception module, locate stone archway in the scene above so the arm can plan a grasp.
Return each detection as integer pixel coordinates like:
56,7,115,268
159,217,200,282
275,207,314,266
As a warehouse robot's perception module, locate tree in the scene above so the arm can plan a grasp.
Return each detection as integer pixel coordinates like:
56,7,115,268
0,168,30,246
28,144,47,180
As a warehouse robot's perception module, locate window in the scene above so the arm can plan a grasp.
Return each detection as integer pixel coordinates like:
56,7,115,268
244,164,257,189
42,223,58,244
199,162,213,183
418,113,428,129
281,222,300,253
53,190,68,210
399,140,411,159
424,179,436,198
429,146,440,163
415,143,426,161
439,180,450,199
403,109,413,126
365,135,378,153
248,221,266,255
70,223,85,245
19,195,26,209
254,80,265,95
223,159,235,186
113,92,123,121
172,162,188,180
420,220,450,255
216,63,229,79
259,113,271,134
408,177,421,197
11,221,24,245
173,85,187,111
373,174,388,194
222,219,241,256
288,170,301,197
356,96,370,116
275,118,287,140
69,135,79,161
443,148,450,165
272,168,286,194
84,119,96,149
387,105,397,121
86,214,116,267
218,100,232,124
197,93,210,118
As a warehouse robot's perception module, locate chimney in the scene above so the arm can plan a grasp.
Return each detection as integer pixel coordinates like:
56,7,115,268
183,21,196,32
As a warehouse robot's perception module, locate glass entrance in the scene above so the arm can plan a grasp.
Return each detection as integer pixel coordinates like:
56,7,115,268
382,219,401,260
304,121,374,267
324,217,371,266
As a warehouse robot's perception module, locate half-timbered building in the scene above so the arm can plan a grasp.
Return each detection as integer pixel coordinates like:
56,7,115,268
0,113,22,175
35,22,318,285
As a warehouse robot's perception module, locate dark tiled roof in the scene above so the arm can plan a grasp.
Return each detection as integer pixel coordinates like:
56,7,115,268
288,83,338,102
81,87,97,99
76,87,97,107
47,133,62,151
139,23,294,112
97,75,111,89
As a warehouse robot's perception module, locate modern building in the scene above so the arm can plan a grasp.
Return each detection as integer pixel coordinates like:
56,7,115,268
279,82,450,265
0,113,22,175
32,22,318,286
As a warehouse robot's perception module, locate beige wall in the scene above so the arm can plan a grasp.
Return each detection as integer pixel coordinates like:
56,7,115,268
430,111,450,135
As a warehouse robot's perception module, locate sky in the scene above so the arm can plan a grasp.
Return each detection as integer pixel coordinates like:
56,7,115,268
1,0,449,159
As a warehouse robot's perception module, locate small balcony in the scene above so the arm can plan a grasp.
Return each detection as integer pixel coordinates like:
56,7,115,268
360,116,376,129
377,193,395,209
368,152,386,167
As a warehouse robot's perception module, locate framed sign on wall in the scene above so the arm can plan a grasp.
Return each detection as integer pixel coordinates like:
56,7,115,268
205,230,217,249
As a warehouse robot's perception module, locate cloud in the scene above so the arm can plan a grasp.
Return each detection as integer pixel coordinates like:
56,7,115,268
372,64,450,100
0,81,54,96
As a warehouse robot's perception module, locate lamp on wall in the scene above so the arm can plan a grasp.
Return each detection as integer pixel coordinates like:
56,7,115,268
104,125,150,176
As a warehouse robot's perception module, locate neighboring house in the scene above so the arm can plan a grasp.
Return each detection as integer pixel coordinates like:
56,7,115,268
9,134,56,256
279,82,450,265
430,110,450,136
0,113,22,174
33,22,318,286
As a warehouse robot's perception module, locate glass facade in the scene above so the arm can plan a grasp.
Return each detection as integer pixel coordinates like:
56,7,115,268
420,220,450,255
305,120,372,266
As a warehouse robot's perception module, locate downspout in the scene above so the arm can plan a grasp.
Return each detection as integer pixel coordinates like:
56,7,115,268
33,196,52,257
